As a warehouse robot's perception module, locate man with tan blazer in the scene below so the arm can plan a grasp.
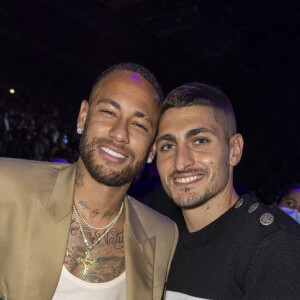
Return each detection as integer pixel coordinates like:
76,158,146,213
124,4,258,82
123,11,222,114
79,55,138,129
0,63,178,300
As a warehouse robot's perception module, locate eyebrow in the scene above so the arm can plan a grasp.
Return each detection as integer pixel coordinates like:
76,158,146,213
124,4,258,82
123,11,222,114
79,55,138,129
284,198,297,202
96,98,154,129
133,111,154,129
156,127,217,145
185,127,217,139
156,134,177,145
96,98,120,109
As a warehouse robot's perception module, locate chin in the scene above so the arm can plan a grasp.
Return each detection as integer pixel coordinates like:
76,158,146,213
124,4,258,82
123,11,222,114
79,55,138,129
173,192,211,209
172,195,195,207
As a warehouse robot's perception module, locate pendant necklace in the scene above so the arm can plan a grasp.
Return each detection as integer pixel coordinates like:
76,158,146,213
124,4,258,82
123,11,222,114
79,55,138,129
73,200,124,280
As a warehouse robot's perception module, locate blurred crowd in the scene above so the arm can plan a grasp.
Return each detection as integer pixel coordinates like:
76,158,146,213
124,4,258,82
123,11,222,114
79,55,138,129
0,97,79,163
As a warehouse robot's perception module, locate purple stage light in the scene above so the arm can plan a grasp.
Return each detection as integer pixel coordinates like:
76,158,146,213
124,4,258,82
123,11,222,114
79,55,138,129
130,74,141,82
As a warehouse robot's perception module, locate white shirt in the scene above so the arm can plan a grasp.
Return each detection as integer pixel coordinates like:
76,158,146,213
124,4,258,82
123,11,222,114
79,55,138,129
166,290,209,300
52,266,126,300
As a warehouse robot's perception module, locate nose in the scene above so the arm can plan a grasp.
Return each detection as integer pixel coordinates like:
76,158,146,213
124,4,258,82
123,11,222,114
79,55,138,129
109,120,130,144
174,144,194,171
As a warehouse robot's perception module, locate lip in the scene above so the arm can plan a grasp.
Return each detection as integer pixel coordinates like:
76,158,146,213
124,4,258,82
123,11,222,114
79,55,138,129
172,174,204,186
99,145,128,163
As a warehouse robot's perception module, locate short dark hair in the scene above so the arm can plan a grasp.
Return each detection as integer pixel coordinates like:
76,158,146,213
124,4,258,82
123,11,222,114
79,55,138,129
90,63,164,103
276,184,300,204
162,82,237,141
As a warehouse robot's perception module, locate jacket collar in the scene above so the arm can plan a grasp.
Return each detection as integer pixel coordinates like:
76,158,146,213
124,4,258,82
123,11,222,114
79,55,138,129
125,197,156,300
24,163,76,299
43,163,77,222
40,165,156,299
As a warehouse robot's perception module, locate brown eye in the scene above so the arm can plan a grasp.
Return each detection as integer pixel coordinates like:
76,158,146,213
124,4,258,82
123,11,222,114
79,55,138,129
284,200,296,209
102,110,115,116
133,122,147,131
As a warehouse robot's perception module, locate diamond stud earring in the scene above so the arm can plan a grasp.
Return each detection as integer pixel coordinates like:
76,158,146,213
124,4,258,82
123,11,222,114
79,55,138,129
147,156,153,164
77,123,82,135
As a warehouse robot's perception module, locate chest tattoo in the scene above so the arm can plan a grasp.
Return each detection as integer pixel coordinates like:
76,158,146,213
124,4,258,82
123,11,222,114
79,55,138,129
64,218,125,283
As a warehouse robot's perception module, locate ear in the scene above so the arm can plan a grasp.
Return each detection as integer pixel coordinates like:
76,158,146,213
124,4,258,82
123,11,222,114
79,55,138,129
229,133,243,167
150,142,157,159
147,144,157,164
77,100,89,130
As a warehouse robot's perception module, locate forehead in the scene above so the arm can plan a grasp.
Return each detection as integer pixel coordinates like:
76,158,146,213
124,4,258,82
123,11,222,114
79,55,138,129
90,71,160,113
158,105,224,138
91,71,158,102
284,189,300,201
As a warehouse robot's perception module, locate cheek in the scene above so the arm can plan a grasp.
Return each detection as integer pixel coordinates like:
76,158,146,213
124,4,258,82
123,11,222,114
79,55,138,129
87,118,109,134
195,153,214,165
156,157,169,177
280,202,290,209
156,156,163,171
197,153,229,176
130,133,154,155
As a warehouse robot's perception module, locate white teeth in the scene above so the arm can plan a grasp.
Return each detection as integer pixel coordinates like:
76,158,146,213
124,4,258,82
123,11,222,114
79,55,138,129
174,175,202,183
100,147,126,159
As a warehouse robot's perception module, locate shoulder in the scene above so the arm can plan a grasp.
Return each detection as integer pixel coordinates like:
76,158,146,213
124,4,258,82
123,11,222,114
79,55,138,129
0,157,73,197
0,157,70,170
127,195,178,236
233,196,300,297
233,194,300,245
0,157,70,178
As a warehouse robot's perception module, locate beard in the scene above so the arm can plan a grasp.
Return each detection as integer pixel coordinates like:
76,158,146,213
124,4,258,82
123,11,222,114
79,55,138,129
79,129,148,187
161,167,228,209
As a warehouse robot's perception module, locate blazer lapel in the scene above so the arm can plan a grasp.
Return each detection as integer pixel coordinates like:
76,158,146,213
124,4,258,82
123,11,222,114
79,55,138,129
23,163,76,300
125,197,156,300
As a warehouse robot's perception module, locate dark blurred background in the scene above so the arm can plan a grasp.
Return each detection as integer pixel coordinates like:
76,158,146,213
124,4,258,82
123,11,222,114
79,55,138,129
0,0,299,203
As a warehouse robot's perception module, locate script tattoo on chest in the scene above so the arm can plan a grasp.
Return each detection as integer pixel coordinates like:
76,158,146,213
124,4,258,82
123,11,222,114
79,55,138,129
64,217,125,283
70,218,79,236
104,228,124,250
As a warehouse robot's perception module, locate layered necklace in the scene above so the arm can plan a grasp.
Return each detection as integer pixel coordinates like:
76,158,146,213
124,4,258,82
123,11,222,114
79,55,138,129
73,200,124,280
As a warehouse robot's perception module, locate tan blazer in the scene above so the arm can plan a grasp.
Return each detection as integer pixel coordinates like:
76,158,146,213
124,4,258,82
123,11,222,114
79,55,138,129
0,158,178,300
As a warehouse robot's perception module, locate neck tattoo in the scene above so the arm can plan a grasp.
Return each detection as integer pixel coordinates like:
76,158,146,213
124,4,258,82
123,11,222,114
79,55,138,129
73,200,124,280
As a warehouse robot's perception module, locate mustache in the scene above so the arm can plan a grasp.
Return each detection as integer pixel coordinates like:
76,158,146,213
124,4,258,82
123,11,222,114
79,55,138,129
168,168,209,180
89,137,136,159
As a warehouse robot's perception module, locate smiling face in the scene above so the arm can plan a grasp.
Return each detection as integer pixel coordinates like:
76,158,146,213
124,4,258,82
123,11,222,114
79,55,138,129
156,105,241,208
78,70,160,186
